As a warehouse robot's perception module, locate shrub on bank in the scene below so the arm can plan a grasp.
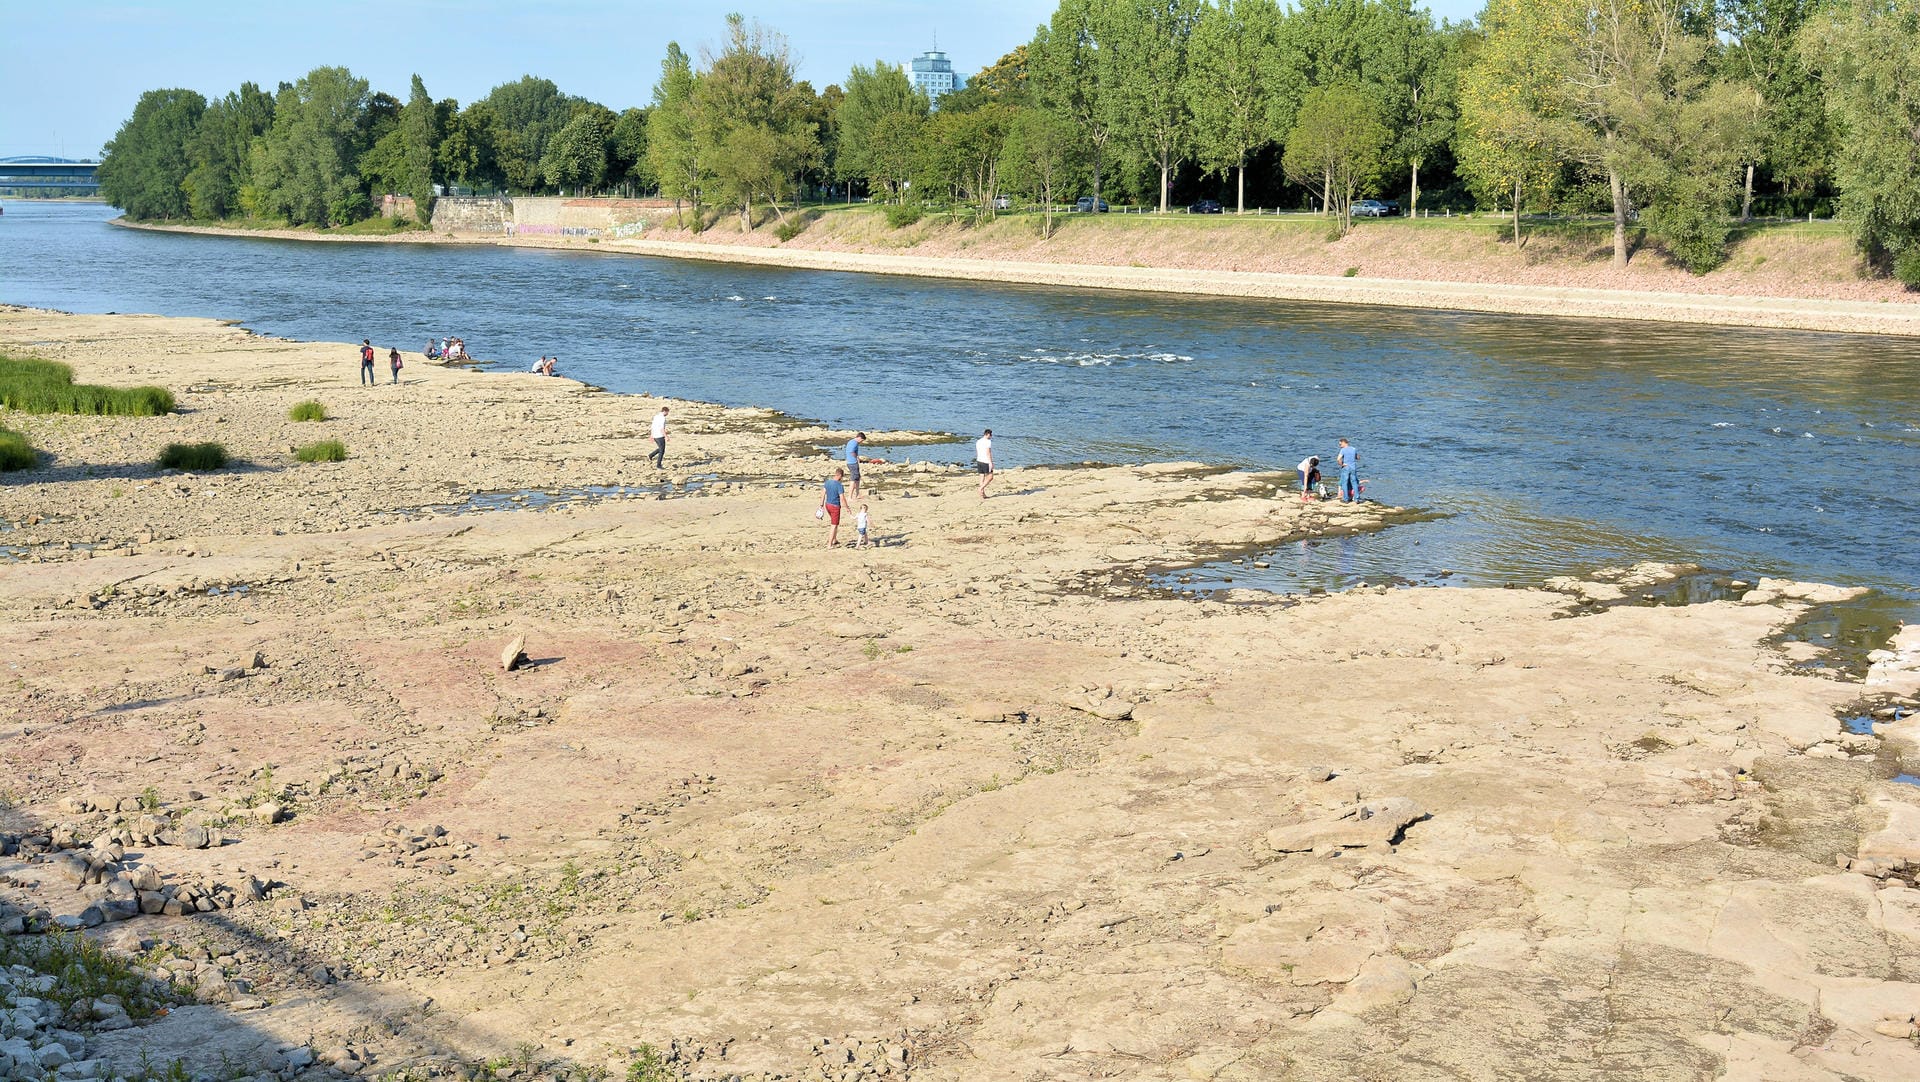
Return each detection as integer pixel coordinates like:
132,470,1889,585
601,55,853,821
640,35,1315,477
0,427,35,471
295,439,347,463
884,204,923,229
156,442,228,471
0,357,175,416
288,399,328,421
1898,249,1920,291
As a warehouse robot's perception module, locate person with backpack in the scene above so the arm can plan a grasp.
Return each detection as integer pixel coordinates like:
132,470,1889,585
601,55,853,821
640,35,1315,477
359,339,376,386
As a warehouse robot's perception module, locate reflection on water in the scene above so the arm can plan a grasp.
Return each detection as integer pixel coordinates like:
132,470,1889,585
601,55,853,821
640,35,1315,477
5,200,1920,593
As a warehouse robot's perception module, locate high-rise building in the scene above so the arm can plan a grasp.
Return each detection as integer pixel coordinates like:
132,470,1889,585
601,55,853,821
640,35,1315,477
909,48,965,105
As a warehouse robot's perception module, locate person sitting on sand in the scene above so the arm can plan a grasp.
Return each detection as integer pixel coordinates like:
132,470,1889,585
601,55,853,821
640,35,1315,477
531,356,546,373
426,339,441,360
540,355,558,376
821,468,847,547
1298,455,1321,500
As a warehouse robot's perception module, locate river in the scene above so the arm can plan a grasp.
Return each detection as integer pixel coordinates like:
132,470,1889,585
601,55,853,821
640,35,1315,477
4,200,1919,597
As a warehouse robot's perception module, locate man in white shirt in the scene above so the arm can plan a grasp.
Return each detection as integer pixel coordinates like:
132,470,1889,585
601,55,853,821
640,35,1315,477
649,407,669,468
975,428,994,499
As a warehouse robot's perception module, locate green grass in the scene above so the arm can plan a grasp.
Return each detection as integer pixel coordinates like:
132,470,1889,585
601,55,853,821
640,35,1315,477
0,356,175,416
0,426,34,471
156,441,228,471
324,216,426,236
0,931,178,1018
295,439,347,463
288,399,328,422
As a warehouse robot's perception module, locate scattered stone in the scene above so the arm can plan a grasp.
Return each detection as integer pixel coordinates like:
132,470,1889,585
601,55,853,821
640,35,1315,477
502,635,528,672
1267,797,1427,853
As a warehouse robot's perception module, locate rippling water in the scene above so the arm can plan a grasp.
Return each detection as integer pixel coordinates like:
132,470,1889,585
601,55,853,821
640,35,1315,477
5,200,1920,593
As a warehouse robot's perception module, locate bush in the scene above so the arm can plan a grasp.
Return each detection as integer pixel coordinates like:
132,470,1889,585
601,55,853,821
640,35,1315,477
295,439,347,463
156,442,228,471
288,400,327,422
1897,248,1920,291
0,357,175,416
775,217,808,242
884,204,923,229
0,427,35,471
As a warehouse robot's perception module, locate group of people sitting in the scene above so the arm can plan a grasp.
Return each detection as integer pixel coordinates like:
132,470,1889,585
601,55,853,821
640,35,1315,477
530,355,560,376
425,337,469,362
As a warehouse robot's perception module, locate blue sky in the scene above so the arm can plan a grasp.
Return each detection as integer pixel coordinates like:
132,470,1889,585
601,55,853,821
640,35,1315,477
1,0,1482,160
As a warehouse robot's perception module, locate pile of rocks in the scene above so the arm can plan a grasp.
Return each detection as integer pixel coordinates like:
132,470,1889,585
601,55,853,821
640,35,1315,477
798,1033,917,1081
0,964,123,1082
357,823,474,874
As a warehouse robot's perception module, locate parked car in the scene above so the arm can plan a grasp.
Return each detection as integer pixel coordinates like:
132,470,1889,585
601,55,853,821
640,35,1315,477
992,195,1013,210
1188,199,1223,214
1352,199,1395,218
1382,200,1402,216
1075,196,1110,213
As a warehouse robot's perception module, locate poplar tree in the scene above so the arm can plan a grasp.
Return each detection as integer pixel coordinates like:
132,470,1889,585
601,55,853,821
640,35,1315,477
1111,0,1201,213
399,75,441,219
648,43,704,222
249,67,373,226
182,84,273,220
1029,0,1123,205
1456,0,1562,243
1187,0,1280,212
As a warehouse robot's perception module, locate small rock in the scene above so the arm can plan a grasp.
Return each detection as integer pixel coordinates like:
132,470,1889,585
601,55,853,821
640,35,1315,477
502,635,528,672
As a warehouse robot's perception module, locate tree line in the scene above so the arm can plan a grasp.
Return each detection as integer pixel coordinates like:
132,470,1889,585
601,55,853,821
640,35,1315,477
96,1,1920,279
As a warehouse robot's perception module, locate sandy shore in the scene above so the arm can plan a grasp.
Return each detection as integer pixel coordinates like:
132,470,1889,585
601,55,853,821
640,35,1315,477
114,219,1920,337
5,307,1920,1081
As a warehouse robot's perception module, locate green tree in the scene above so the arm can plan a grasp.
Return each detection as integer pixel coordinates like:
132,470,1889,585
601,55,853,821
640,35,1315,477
1029,0,1124,204
1002,105,1083,235
868,112,925,203
1401,20,1462,215
836,62,929,198
972,45,1032,103
1112,0,1202,213
439,101,505,191
249,66,373,225
692,14,822,229
648,43,705,220
1455,0,1562,243
1720,0,1828,218
1187,0,1281,212
542,103,616,193
1282,83,1390,232
182,83,274,219
1801,0,1920,282
98,88,206,219
481,76,576,192
398,75,441,220
610,108,654,196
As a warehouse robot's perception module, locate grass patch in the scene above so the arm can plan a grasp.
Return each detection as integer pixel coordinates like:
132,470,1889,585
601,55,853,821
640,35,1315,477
0,426,34,471
288,399,328,422
0,931,181,1018
295,439,347,463
0,356,175,416
324,216,426,236
156,442,228,471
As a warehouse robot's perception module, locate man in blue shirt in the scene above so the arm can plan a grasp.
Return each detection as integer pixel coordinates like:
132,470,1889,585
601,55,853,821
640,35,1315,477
845,432,865,498
822,467,847,547
1337,438,1359,502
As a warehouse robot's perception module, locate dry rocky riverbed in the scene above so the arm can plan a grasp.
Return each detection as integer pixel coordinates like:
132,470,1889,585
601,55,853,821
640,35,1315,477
5,307,1920,1081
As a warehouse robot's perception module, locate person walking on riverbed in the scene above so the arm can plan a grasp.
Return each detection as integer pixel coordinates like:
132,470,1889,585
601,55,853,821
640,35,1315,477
359,340,376,386
1336,438,1359,503
975,429,995,499
821,467,847,547
845,432,866,499
649,406,669,468
388,347,403,385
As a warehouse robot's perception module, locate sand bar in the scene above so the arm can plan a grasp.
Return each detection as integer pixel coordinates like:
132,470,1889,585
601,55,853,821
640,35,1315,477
4,307,1920,1080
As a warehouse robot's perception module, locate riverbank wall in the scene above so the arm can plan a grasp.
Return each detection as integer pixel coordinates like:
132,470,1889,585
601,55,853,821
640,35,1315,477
430,195,676,239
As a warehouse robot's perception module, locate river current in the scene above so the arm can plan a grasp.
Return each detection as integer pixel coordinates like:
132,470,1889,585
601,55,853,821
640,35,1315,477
4,200,1918,595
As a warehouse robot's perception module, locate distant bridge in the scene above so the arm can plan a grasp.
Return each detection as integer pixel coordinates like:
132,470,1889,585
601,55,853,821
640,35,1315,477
0,157,101,194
